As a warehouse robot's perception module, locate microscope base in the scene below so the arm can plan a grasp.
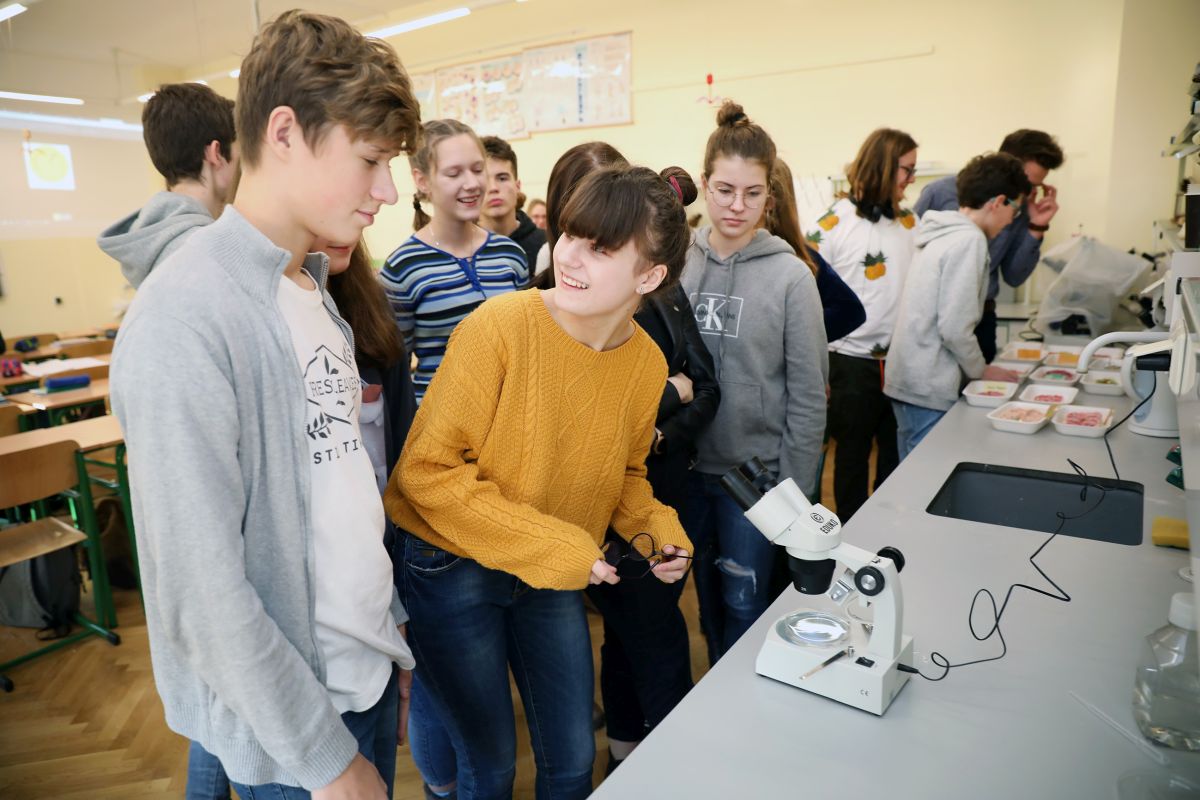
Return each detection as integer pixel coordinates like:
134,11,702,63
755,618,914,716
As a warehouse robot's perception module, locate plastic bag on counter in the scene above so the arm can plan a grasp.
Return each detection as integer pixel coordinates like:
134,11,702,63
1032,236,1149,336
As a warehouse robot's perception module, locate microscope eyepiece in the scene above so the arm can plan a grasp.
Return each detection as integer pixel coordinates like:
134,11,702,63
720,468,763,512
737,457,778,494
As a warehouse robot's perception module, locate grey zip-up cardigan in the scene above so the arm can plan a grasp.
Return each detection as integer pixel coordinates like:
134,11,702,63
111,206,411,790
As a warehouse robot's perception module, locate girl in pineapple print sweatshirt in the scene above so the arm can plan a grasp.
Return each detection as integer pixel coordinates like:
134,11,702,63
805,196,915,356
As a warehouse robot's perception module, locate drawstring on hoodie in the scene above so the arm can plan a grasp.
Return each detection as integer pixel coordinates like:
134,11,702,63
716,251,738,381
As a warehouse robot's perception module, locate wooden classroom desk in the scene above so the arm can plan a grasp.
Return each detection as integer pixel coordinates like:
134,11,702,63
56,327,117,340
7,379,110,415
0,415,124,458
12,343,68,362
0,354,111,393
0,373,39,393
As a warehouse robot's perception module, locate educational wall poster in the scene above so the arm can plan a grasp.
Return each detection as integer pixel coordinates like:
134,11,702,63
522,33,632,133
422,32,632,139
578,33,633,129
435,62,482,131
476,54,527,140
411,73,436,115
23,142,76,191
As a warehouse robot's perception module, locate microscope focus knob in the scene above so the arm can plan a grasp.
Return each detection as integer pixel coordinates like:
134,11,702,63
877,546,905,572
854,566,885,597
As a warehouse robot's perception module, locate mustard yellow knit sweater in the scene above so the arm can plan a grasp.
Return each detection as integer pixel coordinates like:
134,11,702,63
385,290,694,590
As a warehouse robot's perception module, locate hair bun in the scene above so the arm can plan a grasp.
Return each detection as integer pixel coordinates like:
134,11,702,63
659,166,698,206
716,100,749,128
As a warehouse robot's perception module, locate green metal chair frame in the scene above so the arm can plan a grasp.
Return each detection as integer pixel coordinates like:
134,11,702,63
0,440,120,692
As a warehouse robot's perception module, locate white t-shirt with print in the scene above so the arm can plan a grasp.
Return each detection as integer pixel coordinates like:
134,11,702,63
807,197,916,359
276,269,413,713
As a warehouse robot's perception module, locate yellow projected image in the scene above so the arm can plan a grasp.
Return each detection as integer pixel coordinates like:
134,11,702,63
23,142,76,191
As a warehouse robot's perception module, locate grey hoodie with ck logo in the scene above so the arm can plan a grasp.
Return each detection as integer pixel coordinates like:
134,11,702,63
681,227,829,497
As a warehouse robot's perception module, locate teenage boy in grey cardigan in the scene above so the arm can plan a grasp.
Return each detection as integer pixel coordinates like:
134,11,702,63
884,154,1032,459
110,12,421,799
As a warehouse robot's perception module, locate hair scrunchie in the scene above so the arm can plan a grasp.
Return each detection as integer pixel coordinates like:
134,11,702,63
667,175,683,202
412,196,422,211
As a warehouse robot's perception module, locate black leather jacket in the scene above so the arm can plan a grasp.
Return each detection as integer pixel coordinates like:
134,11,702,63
638,284,721,458
633,285,719,511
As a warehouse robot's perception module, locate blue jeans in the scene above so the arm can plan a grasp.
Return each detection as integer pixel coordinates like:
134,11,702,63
586,530,692,742
187,741,230,800
680,472,778,665
391,522,458,792
891,400,947,461
399,534,595,800
229,665,400,799
409,673,457,789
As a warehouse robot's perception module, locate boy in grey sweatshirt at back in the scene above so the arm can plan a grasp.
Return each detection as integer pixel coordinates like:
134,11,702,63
98,82,237,289
884,154,1032,458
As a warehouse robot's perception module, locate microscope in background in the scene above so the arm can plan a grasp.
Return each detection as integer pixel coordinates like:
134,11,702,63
722,458,915,715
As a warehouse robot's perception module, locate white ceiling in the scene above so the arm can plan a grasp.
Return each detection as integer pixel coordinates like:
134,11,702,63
0,0,436,116
1,0,427,68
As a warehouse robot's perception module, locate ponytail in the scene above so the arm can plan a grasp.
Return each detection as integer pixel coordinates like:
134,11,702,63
412,194,431,230
703,100,776,178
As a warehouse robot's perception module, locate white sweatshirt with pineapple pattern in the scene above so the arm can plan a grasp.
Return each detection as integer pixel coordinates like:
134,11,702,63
805,197,916,358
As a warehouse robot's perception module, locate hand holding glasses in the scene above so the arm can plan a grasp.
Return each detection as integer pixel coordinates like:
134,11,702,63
600,532,693,584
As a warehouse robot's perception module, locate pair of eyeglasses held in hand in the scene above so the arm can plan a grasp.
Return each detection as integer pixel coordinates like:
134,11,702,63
601,532,693,579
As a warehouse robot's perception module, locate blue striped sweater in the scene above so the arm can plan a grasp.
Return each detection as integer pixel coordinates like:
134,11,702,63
380,232,528,401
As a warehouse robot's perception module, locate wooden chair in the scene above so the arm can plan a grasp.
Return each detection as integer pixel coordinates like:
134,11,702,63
0,440,120,692
41,364,109,386
57,340,113,359
0,405,19,437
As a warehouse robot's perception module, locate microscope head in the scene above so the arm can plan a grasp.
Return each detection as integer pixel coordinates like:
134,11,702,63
721,458,841,595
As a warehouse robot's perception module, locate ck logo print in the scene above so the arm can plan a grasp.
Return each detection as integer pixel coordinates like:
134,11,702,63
691,292,744,337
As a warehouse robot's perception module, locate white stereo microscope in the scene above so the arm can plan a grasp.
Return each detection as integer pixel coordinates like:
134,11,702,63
722,459,914,715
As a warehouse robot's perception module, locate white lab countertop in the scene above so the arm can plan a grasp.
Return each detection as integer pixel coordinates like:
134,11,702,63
591,391,1200,799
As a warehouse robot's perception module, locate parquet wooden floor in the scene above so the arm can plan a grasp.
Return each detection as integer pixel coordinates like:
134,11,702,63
0,448,853,799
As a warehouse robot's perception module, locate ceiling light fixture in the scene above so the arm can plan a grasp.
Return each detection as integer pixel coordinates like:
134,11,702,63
366,7,470,38
0,90,83,105
0,109,142,132
0,3,28,23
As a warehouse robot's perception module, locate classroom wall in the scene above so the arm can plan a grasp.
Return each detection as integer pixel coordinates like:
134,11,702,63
3,0,1197,334
0,128,160,335
1104,0,1200,252
350,0,1139,263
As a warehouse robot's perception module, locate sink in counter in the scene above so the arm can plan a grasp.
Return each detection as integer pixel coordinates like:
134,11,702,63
926,462,1144,545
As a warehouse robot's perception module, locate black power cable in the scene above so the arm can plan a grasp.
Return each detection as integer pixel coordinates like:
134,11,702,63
1103,370,1156,480
902,367,1159,681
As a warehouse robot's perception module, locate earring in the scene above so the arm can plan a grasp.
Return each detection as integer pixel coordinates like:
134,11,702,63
636,287,645,295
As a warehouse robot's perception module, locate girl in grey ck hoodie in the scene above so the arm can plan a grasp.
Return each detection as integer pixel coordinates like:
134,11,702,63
679,102,828,665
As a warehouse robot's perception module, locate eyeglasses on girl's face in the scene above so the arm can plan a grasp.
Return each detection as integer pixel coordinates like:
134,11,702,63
706,182,767,210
